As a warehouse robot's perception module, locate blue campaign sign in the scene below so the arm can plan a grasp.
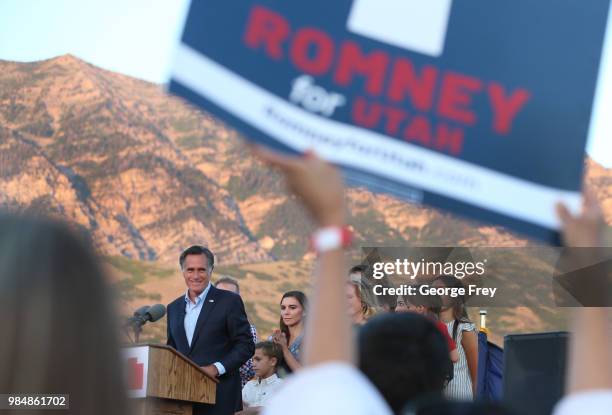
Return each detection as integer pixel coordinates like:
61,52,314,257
169,0,611,243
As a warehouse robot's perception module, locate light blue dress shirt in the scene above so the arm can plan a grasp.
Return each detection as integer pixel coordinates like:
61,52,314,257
184,283,226,375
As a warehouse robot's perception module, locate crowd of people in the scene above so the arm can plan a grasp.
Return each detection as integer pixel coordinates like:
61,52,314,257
0,148,610,415
227,270,479,412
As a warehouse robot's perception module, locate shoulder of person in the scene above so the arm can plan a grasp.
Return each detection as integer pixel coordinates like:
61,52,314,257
459,321,476,332
434,320,447,331
243,378,257,389
264,362,393,415
265,373,283,383
554,390,612,415
168,295,184,310
292,335,304,347
211,285,242,303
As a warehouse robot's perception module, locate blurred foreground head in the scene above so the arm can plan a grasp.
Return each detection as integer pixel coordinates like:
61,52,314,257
358,312,450,414
0,215,128,415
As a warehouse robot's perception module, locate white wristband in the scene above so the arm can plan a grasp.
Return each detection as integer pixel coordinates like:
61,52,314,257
310,226,351,253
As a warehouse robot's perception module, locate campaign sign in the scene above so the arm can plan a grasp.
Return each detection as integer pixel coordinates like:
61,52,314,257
169,0,611,243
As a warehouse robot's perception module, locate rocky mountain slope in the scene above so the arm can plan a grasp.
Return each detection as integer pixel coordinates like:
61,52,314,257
1,55,610,264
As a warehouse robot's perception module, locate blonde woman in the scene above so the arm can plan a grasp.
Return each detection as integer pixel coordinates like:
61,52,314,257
346,279,376,326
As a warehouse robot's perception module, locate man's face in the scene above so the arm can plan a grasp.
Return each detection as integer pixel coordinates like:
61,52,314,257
182,254,211,296
216,282,239,294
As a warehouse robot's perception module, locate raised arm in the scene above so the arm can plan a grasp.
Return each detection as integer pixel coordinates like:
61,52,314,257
254,148,352,366
556,191,612,395
271,329,303,371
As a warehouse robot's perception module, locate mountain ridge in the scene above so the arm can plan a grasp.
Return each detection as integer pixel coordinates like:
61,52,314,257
1,54,610,264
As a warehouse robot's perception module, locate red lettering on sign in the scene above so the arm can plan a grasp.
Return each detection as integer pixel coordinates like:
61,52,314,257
352,97,382,128
244,6,290,60
488,83,531,135
383,106,409,136
403,115,432,145
387,58,438,112
438,72,483,125
435,124,464,154
290,28,335,75
243,4,533,154
334,41,388,96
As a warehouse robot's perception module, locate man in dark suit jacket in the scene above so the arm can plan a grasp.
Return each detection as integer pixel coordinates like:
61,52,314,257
167,245,255,415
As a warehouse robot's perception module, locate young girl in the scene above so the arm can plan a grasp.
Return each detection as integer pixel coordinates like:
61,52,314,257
271,291,308,375
434,275,478,401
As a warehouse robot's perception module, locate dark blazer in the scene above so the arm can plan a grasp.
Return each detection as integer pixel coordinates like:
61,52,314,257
167,285,255,415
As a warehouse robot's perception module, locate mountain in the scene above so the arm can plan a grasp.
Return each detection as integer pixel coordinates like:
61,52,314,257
0,55,271,263
1,55,610,264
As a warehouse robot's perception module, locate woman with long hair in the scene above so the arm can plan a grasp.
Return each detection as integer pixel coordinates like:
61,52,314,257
0,215,129,415
433,275,478,401
272,290,308,374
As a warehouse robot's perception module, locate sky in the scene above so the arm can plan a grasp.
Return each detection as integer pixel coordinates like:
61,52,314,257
0,0,610,167
0,0,191,83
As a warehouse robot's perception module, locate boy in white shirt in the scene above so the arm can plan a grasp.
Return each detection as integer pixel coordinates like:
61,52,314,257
242,341,284,411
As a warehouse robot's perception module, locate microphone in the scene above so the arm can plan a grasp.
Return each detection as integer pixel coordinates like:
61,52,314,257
134,305,151,318
125,304,166,343
145,304,166,323
126,305,150,326
126,304,165,327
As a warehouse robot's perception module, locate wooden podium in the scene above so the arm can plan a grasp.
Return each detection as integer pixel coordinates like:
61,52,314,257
123,344,217,415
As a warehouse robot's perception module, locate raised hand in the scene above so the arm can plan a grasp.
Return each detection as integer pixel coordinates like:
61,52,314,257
252,146,345,227
556,190,604,247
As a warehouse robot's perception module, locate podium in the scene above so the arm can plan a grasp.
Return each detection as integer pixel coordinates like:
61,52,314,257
123,344,217,415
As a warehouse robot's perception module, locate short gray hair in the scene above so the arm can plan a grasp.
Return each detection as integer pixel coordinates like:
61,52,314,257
215,276,240,293
179,245,215,271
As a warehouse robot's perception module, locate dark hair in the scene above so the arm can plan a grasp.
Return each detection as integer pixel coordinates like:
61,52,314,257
179,245,215,271
0,215,128,415
358,313,450,415
379,295,397,312
215,276,240,293
433,275,471,341
255,341,283,369
350,264,368,275
404,285,443,316
279,291,308,343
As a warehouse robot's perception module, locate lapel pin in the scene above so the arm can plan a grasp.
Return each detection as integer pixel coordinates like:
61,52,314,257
209,299,214,303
